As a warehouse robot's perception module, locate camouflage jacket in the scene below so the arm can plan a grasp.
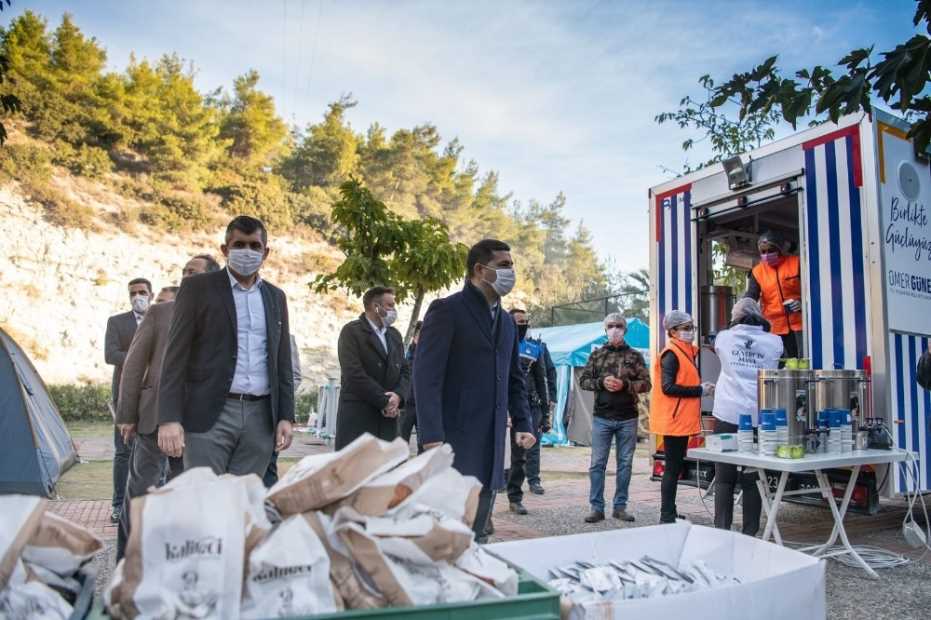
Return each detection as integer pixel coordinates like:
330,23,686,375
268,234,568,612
579,343,651,419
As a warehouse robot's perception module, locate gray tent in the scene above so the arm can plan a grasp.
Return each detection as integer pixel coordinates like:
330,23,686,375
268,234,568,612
0,327,77,495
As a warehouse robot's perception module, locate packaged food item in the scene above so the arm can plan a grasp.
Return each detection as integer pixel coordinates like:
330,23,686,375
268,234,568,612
330,445,454,516
454,544,519,597
0,566,73,620
241,514,340,619
0,495,48,588
106,469,249,620
387,465,482,527
267,434,408,516
22,512,103,577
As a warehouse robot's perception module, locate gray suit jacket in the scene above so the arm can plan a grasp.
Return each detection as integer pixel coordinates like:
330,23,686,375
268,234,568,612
117,301,174,435
105,310,138,406
157,268,295,433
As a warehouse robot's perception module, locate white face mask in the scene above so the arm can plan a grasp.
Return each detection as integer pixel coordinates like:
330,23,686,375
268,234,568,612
131,295,149,314
607,327,625,344
379,307,398,327
677,330,695,343
482,265,516,297
227,248,264,277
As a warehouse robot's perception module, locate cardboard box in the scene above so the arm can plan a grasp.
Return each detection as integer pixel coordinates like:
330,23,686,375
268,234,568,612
487,523,825,620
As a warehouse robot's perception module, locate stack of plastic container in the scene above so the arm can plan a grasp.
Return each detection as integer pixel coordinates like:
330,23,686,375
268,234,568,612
827,410,843,454
839,409,853,453
773,409,789,447
816,411,830,454
759,411,778,457
737,414,755,453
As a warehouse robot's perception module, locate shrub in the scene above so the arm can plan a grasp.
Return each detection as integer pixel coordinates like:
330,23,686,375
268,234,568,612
52,141,113,178
294,391,318,425
0,143,52,184
212,173,294,230
140,192,213,231
48,383,112,421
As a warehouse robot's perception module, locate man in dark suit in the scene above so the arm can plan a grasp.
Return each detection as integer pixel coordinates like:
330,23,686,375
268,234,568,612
415,239,536,542
334,286,410,450
157,216,295,476
115,255,219,559
104,277,152,523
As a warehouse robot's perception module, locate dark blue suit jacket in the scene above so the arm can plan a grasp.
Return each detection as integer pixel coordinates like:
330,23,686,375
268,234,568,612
414,281,532,488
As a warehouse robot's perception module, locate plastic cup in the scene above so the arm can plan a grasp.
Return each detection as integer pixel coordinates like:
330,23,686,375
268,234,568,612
739,414,753,431
774,409,788,427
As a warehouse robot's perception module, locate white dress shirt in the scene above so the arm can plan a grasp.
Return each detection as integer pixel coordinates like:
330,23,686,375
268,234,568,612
366,316,388,354
133,311,145,326
228,269,270,396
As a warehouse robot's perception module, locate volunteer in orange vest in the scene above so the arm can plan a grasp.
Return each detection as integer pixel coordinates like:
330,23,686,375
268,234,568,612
650,310,714,524
744,230,803,358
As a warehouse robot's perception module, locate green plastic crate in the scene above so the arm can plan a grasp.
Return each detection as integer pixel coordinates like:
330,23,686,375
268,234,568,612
87,571,559,620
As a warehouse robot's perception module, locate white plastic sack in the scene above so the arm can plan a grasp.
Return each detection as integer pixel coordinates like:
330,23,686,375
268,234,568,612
241,514,339,619
22,511,104,577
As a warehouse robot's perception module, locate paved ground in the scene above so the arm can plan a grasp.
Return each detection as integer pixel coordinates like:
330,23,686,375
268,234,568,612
61,439,931,618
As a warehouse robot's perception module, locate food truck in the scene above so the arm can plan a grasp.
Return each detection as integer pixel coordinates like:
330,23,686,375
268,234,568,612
648,110,931,503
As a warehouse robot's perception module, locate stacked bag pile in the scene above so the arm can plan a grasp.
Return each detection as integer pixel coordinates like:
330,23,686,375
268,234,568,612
0,495,104,619
104,434,519,619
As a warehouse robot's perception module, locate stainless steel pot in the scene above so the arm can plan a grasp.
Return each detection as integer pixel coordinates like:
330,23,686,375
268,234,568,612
758,369,814,443
701,285,735,338
812,369,869,428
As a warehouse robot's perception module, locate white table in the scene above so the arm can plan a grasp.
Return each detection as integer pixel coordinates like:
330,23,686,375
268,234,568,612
687,447,909,578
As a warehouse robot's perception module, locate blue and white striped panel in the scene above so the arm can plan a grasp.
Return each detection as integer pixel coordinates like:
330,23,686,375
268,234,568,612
656,186,695,346
889,332,930,492
803,128,870,370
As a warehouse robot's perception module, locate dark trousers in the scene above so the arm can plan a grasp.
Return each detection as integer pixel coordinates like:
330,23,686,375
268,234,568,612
525,407,543,485
781,331,801,359
263,451,279,488
399,406,422,452
660,435,689,523
713,419,762,536
473,485,496,543
506,427,528,504
112,425,132,510
117,432,161,559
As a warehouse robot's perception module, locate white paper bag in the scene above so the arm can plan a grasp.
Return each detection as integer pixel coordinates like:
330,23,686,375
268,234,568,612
0,495,47,588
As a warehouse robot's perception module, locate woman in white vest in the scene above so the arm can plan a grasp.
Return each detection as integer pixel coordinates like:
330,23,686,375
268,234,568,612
712,298,783,536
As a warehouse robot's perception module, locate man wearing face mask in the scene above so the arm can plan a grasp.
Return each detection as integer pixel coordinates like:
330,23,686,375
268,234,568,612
744,230,803,358
505,308,550,515
415,239,536,543
157,216,295,477
105,277,152,524
114,255,219,560
334,286,410,450
579,313,651,523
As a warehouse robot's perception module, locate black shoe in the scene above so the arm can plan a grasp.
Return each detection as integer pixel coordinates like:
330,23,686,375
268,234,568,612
584,510,605,523
529,482,545,495
612,508,635,522
110,507,121,524
509,502,528,515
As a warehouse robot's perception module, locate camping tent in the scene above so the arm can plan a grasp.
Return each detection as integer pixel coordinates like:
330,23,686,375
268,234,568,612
530,319,649,447
0,327,77,495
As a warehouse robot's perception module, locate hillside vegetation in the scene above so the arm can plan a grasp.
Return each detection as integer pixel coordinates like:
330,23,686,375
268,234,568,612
0,10,615,312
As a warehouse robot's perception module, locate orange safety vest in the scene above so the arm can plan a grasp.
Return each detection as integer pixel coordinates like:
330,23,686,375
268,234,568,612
751,255,803,336
649,340,702,437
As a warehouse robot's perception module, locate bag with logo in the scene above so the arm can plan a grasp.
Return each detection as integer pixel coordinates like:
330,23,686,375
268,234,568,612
241,514,339,618
105,468,248,620
266,434,408,516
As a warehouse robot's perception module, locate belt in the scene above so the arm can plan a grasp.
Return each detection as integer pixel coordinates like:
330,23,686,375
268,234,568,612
227,392,270,402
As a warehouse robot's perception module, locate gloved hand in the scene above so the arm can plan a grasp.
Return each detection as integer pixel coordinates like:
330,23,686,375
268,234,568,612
784,299,801,313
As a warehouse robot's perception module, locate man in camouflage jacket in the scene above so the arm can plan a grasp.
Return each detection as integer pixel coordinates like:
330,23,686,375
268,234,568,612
578,313,651,523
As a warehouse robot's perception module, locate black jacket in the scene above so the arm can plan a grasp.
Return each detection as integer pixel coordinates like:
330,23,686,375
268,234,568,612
157,268,295,433
334,314,410,450
104,311,138,405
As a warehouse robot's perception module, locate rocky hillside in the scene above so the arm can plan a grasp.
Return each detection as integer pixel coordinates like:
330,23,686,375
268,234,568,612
0,178,397,391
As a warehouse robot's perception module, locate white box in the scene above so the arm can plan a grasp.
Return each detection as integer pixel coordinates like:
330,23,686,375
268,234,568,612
487,523,825,620
705,433,738,452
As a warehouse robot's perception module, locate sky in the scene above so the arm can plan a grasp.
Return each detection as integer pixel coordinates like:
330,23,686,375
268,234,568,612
10,0,924,272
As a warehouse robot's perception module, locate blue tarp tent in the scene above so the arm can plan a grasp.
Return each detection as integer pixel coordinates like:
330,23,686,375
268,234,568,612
0,327,77,495
530,319,649,446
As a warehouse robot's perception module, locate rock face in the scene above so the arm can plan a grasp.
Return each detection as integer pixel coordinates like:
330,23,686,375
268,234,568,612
0,184,369,391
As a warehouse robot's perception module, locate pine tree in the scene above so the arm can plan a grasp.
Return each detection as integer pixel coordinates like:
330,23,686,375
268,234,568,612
218,70,288,168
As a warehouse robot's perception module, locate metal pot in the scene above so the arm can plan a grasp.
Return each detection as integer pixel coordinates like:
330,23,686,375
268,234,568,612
812,369,869,428
701,285,735,338
758,369,814,443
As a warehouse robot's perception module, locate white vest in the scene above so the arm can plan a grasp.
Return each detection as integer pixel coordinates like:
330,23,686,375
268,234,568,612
711,324,784,426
